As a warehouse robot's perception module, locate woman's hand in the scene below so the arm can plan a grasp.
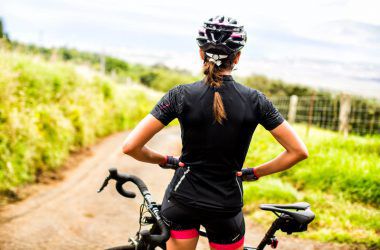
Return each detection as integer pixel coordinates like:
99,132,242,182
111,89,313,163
236,168,259,181
159,156,185,170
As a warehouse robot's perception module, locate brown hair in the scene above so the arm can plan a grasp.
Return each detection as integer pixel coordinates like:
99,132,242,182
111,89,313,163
203,55,235,124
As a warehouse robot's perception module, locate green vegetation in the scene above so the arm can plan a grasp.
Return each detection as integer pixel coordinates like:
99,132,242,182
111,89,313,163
242,75,321,97
6,39,378,135
136,64,197,92
0,50,161,200
0,18,10,41
7,41,315,96
1,35,326,95
243,125,380,247
6,41,197,92
0,18,4,38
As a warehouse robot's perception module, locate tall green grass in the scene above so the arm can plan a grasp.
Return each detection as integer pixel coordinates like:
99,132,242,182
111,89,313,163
243,125,380,247
245,125,380,206
0,50,160,197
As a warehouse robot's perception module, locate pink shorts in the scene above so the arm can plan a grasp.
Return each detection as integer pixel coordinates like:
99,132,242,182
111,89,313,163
170,229,244,249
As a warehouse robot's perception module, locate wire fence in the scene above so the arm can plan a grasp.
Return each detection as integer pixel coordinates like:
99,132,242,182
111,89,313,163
271,95,380,136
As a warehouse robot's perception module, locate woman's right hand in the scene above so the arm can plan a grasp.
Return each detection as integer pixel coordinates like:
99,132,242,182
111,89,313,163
159,156,185,170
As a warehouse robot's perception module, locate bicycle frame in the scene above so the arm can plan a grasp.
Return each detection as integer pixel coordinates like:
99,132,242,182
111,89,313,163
98,168,314,250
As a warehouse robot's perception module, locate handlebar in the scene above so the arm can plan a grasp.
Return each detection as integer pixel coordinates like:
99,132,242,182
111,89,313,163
97,167,256,247
98,168,170,246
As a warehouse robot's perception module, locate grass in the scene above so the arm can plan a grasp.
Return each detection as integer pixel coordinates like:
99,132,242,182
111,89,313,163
243,125,380,247
0,50,161,199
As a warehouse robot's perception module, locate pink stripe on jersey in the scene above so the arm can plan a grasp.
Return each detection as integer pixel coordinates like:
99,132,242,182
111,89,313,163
170,229,199,239
209,236,244,250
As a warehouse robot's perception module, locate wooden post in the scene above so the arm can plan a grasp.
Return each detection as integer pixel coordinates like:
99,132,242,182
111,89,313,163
126,77,132,85
100,53,105,74
50,48,58,63
306,93,315,136
288,95,298,123
339,94,351,137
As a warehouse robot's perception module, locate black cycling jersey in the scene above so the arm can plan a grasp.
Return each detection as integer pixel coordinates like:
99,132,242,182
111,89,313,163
151,75,284,214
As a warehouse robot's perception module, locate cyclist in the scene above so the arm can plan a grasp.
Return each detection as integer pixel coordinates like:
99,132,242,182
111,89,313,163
122,15,308,250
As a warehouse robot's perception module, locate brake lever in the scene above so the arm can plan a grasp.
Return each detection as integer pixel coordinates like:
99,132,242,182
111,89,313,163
97,176,111,193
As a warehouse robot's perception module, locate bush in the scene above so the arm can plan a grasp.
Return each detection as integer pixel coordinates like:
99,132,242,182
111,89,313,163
244,177,301,204
137,64,197,92
246,125,380,207
0,51,160,194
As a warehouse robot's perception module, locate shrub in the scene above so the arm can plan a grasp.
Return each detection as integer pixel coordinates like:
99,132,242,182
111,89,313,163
0,51,160,194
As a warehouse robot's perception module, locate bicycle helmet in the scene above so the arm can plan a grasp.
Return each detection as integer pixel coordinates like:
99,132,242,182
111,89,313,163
197,15,247,65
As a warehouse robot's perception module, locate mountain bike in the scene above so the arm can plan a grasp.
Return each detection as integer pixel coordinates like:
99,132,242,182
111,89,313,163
98,168,315,250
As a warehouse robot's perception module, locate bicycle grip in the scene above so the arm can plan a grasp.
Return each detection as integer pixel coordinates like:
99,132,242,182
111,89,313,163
140,219,170,245
115,181,136,198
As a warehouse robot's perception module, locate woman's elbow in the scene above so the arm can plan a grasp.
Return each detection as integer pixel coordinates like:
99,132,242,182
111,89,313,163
122,143,136,156
296,148,309,160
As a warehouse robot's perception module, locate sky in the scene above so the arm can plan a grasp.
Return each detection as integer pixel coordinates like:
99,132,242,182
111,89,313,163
1,0,380,98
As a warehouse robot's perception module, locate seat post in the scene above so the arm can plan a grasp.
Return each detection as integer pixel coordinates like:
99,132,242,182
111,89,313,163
256,217,281,250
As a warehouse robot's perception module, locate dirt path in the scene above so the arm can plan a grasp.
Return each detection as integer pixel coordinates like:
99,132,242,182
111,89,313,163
0,127,351,250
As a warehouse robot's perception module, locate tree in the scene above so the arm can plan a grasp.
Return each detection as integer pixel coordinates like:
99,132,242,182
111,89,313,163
0,17,10,42
0,17,4,38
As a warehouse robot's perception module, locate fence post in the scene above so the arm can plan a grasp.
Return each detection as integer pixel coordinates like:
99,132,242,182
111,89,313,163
306,93,316,137
288,95,298,123
126,77,132,85
339,94,351,137
100,53,105,74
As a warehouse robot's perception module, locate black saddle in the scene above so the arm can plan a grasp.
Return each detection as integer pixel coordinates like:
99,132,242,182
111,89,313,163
260,202,315,234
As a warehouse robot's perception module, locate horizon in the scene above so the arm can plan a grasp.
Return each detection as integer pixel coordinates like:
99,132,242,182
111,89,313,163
1,0,380,98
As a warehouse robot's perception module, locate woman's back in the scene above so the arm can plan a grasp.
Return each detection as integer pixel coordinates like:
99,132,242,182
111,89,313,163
122,15,307,250
151,75,284,214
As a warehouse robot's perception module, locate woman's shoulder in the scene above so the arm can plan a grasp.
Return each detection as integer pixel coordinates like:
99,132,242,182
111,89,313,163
181,79,204,88
225,80,263,102
173,80,206,94
173,79,263,99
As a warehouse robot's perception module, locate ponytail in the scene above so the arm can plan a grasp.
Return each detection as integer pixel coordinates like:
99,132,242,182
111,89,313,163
202,55,236,124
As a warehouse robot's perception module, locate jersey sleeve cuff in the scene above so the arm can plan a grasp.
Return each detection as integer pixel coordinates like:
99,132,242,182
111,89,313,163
263,116,285,131
150,110,170,126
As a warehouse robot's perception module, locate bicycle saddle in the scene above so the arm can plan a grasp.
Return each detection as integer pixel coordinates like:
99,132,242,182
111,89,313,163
261,202,310,210
260,202,315,225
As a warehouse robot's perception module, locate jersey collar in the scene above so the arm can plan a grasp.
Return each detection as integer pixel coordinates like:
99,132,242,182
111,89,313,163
222,75,233,81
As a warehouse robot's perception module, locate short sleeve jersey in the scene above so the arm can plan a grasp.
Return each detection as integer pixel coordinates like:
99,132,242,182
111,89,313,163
151,75,284,214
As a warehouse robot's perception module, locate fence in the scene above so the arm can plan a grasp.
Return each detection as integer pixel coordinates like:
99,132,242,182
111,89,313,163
271,94,380,136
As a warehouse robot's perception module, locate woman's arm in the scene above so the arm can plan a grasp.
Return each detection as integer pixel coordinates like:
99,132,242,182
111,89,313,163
122,114,167,164
239,121,308,178
255,121,308,177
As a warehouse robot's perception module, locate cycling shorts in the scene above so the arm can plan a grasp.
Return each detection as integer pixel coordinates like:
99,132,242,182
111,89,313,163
160,194,245,249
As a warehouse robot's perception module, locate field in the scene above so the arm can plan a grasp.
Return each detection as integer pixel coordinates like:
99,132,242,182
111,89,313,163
243,125,380,248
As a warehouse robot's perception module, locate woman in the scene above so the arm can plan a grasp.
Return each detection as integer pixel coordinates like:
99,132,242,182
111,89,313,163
122,16,308,250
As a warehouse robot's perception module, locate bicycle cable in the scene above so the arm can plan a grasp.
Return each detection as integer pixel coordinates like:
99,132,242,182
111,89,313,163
137,199,151,236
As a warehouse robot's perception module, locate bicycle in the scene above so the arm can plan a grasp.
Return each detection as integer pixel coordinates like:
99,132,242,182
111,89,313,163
98,168,315,250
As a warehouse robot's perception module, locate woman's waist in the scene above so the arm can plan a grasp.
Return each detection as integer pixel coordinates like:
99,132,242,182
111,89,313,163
171,168,243,205
179,162,239,176
180,153,242,171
